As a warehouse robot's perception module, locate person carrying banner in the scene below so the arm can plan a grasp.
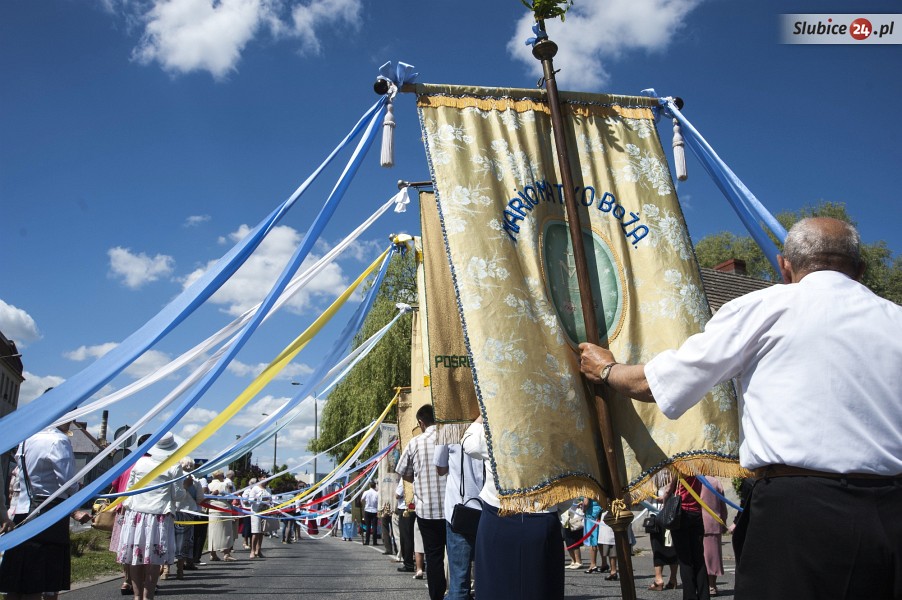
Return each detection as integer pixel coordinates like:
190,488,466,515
579,217,902,600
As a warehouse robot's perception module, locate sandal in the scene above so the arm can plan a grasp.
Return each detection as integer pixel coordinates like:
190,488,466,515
647,582,665,591
605,573,619,581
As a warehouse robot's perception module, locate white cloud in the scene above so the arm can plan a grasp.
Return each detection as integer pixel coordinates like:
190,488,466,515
128,0,362,79
181,224,351,316
227,360,313,380
179,423,202,438
289,0,362,55
19,372,66,405
508,0,704,90
132,0,270,79
0,299,41,347
228,395,290,428
108,246,175,289
64,343,172,380
184,214,212,227
184,407,220,422
65,343,119,362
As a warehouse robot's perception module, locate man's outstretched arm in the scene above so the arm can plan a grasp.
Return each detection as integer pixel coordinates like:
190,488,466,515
578,342,655,403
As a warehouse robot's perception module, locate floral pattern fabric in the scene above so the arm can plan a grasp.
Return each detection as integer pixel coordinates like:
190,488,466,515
116,509,175,566
416,84,743,508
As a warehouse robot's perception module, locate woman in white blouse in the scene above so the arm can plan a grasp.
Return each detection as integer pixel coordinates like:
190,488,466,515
117,433,187,600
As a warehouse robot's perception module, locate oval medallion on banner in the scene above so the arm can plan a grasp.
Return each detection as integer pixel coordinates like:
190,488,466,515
540,220,626,346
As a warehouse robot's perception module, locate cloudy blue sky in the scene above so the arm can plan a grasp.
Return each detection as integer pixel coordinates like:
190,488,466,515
2,0,899,470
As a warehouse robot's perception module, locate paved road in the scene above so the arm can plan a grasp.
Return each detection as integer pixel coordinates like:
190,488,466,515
65,531,736,599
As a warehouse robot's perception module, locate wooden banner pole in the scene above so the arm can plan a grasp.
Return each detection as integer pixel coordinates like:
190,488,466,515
531,19,638,600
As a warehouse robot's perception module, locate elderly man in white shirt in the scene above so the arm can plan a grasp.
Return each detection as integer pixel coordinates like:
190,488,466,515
579,217,902,600
361,481,381,547
0,422,91,600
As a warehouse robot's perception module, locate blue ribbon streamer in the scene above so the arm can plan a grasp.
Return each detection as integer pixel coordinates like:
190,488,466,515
697,475,743,512
642,89,787,276
0,98,388,553
0,98,386,454
99,252,399,499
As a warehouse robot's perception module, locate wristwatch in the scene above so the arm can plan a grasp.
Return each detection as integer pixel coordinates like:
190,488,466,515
598,362,617,384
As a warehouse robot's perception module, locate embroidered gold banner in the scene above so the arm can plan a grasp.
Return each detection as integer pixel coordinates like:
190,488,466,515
416,83,743,508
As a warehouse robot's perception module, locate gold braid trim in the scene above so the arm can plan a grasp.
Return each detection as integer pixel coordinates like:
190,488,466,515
497,475,605,516
416,95,655,121
625,456,752,504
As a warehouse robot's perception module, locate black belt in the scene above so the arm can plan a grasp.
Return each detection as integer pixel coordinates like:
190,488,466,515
753,464,898,480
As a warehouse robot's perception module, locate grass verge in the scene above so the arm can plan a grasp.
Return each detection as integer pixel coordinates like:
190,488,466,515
70,528,120,583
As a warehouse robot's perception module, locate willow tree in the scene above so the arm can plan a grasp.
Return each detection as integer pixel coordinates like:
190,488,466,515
311,249,417,461
694,201,902,304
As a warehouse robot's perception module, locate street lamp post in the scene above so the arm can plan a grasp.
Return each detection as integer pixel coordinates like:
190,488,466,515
313,400,318,482
262,413,277,474
291,381,318,484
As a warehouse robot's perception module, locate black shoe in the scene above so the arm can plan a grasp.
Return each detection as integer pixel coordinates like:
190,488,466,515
397,565,415,572
599,564,610,573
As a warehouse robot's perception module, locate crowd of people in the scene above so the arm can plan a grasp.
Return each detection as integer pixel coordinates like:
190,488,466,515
0,217,898,600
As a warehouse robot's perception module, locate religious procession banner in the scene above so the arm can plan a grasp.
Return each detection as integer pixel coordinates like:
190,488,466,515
377,423,401,513
419,191,480,435
396,304,431,504
415,83,743,508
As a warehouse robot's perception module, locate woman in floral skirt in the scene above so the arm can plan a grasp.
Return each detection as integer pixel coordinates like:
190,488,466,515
117,433,186,600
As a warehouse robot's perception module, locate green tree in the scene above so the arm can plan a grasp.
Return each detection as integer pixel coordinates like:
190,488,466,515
694,201,902,304
312,250,416,462
268,465,300,494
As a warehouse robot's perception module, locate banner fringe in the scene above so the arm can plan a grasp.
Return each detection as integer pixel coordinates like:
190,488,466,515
626,456,751,504
498,476,604,515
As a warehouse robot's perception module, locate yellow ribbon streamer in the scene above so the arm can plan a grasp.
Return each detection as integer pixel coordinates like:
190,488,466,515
107,247,390,511
264,389,400,514
678,475,727,528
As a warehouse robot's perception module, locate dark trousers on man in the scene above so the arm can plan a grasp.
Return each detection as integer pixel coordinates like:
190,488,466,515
417,515,448,600
671,510,709,600
363,510,379,545
397,508,415,569
735,475,902,599
381,513,395,555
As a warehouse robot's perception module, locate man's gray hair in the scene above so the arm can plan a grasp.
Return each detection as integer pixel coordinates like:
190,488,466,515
782,217,862,277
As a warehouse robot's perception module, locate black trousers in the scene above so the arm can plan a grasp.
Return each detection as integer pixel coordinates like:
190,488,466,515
735,475,902,599
397,509,415,568
671,510,709,600
192,520,208,562
417,515,448,600
363,511,379,545
381,514,395,554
